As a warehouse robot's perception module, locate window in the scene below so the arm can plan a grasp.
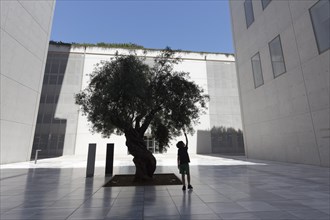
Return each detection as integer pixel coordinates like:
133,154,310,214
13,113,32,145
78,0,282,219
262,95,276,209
43,114,52,123
57,75,64,84
59,63,67,74
52,118,61,124
45,63,51,73
244,0,254,28
251,52,264,88
45,95,54,104
144,136,161,153
49,75,58,84
54,95,59,104
269,35,286,77
310,0,330,54
50,61,59,74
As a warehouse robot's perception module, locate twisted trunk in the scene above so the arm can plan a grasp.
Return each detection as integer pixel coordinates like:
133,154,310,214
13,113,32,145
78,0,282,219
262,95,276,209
125,128,156,181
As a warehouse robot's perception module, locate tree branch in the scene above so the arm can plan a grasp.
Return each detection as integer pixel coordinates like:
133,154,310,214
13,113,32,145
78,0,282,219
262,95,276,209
139,107,162,136
135,115,143,130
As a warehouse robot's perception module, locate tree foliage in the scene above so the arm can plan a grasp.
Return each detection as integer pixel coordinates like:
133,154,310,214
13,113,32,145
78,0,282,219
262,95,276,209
75,47,209,152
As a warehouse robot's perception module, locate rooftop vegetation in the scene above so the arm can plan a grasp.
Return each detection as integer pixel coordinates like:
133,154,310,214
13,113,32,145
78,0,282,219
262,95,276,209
49,40,234,56
49,40,145,50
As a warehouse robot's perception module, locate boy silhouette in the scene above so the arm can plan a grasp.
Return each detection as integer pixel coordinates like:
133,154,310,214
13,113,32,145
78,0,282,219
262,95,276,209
177,132,193,190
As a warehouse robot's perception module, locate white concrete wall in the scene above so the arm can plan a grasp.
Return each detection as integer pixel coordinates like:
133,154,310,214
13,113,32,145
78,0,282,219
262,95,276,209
66,47,238,158
75,51,128,159
206,61,242,130
0,1,55,164
32,46,85,158
230,0,329,166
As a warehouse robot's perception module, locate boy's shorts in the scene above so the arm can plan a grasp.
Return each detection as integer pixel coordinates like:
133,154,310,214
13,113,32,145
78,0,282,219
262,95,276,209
179,163,190,174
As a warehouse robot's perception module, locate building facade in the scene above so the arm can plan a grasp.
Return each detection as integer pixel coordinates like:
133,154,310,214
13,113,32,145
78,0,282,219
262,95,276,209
31,44,244,159
0,1,56,164
230,0,329,166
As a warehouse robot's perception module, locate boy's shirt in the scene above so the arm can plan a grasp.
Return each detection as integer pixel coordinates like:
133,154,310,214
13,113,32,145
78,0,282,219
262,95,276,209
178,147,190,164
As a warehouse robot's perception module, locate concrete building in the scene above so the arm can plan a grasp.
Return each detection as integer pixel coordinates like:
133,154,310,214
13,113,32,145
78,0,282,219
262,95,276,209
230,0,329,166
31,43,244,160
0,1,56,164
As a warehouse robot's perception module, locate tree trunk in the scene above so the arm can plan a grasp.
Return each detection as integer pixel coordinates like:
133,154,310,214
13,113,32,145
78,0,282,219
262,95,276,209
125,128,156,181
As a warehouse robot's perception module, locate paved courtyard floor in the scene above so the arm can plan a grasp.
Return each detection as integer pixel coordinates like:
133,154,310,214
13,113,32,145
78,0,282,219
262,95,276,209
0,154,329,220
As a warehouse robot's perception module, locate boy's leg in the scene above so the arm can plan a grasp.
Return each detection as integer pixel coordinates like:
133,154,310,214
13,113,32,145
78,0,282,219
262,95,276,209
181,174,186,190
187,165,193,189
186,164,190,185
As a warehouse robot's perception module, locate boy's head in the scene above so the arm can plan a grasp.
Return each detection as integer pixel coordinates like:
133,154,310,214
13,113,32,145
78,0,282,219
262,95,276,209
176,141,185,148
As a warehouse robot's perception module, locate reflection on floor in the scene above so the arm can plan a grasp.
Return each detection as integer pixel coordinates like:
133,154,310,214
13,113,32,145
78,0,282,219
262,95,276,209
1,154,329,220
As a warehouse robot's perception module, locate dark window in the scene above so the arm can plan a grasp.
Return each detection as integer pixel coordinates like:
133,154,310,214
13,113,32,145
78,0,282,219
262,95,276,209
59,62,66,74
244,0,255,28
50,61,60,74
32,135,40,147
52,118,61,124
251,52,264,88
39,135,49,149
49,75,58,84
261,0,272,10
54,95,59,104
45,95,54,104
50,135,59,148
57,75,64,85
58,134,65,143
43,114,52,123
310,0,330,54
269,35,286,78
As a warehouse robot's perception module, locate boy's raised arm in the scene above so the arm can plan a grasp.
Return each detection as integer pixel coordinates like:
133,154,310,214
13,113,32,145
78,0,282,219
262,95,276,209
184,132,188,148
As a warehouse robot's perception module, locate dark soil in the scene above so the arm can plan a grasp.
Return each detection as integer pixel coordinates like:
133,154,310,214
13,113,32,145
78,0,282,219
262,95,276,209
103,173,182,187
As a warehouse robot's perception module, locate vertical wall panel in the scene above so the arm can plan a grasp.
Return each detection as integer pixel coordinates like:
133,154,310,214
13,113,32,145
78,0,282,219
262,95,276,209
0,0,55,164
230,0,329,166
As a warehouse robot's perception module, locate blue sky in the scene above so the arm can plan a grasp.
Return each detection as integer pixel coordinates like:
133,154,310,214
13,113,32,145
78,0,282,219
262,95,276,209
51,0,234,53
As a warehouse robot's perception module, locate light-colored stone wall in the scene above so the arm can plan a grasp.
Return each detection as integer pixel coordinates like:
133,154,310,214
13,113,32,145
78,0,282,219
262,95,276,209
0,1,55,164
32,49,84,159
44,45,240,158
230,0,329,166
206,61,242,130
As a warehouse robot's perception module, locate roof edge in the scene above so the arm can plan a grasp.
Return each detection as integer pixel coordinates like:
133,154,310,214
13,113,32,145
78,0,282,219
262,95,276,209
49,40,234,56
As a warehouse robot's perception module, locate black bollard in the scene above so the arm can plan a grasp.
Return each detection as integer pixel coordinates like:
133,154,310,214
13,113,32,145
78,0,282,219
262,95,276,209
86,143,96,178
105,143,114,176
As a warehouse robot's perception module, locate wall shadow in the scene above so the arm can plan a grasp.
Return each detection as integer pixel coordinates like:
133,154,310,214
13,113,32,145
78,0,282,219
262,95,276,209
197,126,245,156
31,43,71,159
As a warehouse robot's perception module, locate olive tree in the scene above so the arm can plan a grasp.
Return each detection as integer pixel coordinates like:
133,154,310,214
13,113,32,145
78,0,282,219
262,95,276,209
75,47,208,181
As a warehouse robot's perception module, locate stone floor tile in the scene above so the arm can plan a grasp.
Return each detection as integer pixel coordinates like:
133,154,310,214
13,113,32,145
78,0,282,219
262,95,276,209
144,204,180,217
0,154,329,220
288,209,330,219
219,212,261,220
176,204,215,215
236,201,279,211
207,202,248,214
67,207,111,219
253,211,299,219
106,205,143,218
180,214,222,219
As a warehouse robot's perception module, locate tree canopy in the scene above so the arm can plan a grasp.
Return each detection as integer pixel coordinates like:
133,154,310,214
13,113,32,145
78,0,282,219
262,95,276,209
75,47,209,152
